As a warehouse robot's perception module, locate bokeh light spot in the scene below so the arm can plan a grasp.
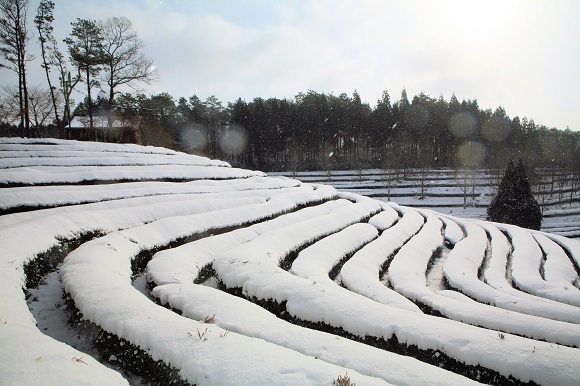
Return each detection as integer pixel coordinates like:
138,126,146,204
448,112,477,138
181,124,207,152
220,125,247,155
481,116,511,142
456,140,487,167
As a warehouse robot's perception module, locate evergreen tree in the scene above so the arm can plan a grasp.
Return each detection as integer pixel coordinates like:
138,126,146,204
64,18,108,132
487,159,542,230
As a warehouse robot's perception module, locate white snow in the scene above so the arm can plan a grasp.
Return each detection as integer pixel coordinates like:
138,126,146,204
2,138,579,386
534,233,580,292
340,207,425,312
152,282,476,386
367,203,400,230
147,199,352,286
0,164,264,185
0,176,301,211
61,231,388,385
212,215,580,385
445,219,580,325
502,224,580,307
290,222,379,286
388,212,444,303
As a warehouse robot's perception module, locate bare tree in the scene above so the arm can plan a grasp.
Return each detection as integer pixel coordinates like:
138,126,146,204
0,0,32,137
286,137,299,178
381,147,400,201
1,83,57,131
35,2,80,133
28,84,59,132
415,150,432,199
99,16,157,127
0,84,19,124
319,142,336,181
0,98,13,125
455,166,473,209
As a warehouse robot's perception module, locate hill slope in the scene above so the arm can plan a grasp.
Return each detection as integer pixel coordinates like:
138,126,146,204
0,138,579,385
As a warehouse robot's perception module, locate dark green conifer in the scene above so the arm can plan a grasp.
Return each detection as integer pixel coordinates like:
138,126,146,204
487,159,542,230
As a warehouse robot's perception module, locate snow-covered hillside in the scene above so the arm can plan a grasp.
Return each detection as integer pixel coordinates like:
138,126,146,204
0,138,578,385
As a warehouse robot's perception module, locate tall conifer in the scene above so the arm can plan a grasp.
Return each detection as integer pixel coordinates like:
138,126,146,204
64,18,108,133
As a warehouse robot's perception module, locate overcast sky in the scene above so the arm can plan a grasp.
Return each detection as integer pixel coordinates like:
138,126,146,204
11,0,580,131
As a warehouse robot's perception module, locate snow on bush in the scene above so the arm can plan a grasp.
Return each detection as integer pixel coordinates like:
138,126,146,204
539,232,580,273
502,224,580,307
148,199,352,286
367,202,399,230
446,219,580,325
534,234,580,300
1,138,579,386
152,282,475,386
290,222,379,286
437,212,465,244
0,164,263,185
0,176,302,213
388,212,444,303
340,207,424,312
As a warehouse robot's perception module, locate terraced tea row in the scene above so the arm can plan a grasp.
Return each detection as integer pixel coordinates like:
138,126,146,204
1,138,578,385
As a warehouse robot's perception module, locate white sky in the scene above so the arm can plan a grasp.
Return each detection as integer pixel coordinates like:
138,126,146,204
5,0,580,131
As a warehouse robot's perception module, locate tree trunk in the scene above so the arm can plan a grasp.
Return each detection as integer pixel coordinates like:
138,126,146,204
16,26,24,138
38,31,61,137
17,65,24,138
86,67,95,140
21,57,30,137
107,64,114,128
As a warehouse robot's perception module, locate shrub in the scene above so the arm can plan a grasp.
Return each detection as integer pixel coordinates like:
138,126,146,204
487,159,542,230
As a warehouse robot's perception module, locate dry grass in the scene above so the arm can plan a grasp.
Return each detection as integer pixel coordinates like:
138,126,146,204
333,372,355,386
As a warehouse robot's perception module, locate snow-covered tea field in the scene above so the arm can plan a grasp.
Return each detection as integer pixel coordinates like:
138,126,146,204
0,138,579,385
268,169,580,239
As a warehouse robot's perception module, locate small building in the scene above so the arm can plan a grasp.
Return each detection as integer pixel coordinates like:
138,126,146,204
65,115,141,144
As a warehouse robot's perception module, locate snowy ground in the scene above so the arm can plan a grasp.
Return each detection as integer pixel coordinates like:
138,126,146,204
1,138,579,385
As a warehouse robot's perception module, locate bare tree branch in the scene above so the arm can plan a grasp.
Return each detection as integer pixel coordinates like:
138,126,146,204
99,16,158,127
0,0,33,137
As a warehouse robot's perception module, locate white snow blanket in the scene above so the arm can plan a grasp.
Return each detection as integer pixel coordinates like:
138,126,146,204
1,138,579,386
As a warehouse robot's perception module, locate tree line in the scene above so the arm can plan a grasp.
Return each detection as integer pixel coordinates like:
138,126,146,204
1,0,578,176
102,89,579,174
230,90,580,174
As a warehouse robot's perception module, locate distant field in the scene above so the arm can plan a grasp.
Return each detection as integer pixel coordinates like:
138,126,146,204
268,168,580,238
